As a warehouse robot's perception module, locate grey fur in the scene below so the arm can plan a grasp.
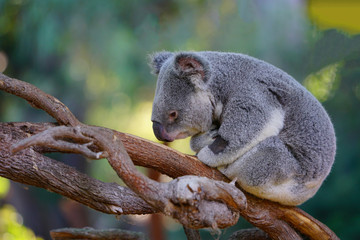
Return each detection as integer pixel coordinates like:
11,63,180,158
148,51,174,74
150,51,336,206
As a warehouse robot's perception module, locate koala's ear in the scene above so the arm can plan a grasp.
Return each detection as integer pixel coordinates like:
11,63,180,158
148,51,173,74
174,53,211,83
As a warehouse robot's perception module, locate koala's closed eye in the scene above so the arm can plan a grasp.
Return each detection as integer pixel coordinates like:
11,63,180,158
209,136,228,154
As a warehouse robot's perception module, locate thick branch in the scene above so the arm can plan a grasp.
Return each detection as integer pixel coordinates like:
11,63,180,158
104,132,338,239
50,227,146,240
1,122,338,239
0,73,339,239
12,124,245,229
0,122,154,215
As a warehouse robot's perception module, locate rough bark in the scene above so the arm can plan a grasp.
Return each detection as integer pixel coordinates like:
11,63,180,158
12,124,245,229
0,122,154,215
0,73,339,240
50,227,147,240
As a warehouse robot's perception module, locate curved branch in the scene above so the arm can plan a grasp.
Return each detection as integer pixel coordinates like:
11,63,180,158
0,122,154,215
12,124,245,229
0,73,80,126
0,122,338,239
104,131,338,239
0,73,339,239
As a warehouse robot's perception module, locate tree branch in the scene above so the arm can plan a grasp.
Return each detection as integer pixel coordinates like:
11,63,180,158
12,124,246,229
50,227,147,240
0,73,80,126
0,73,339,239
0,122,154,215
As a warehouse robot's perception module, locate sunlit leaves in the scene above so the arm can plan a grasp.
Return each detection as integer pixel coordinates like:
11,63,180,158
0,177,9,198
0,205,42,240
0,178,41,239
304,62,342,102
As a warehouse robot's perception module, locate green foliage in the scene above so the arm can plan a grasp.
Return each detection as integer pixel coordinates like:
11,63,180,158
0,0,360,239
0,177,42,240
0,177,10,198
0,204,42,240
304,62,342,102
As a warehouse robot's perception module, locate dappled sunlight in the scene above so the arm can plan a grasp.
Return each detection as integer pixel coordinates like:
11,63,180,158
304,62,342,102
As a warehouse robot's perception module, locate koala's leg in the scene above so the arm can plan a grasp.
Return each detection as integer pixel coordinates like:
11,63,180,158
220,136,320,206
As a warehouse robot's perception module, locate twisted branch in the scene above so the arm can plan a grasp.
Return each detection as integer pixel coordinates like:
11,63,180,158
0,73,339,239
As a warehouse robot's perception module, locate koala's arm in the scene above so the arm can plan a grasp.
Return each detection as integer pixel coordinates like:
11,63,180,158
197,94,282,167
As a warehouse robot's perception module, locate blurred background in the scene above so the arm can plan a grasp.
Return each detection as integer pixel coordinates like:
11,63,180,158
0,0,359,239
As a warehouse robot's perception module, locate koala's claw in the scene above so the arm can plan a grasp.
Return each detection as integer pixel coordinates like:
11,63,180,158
171,176,247,213
209,135,228,154
213,181,247,211
209,128,219,138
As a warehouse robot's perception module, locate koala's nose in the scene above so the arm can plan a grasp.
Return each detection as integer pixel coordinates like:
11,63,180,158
152,121,174,142
168,110,178,122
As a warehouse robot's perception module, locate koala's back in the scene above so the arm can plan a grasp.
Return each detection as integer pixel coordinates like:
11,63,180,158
198,51,336,182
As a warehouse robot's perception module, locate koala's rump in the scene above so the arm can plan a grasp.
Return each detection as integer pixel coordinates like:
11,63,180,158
279,91,336,182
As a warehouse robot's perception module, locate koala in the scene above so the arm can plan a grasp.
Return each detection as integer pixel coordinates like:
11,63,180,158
150,51,336,206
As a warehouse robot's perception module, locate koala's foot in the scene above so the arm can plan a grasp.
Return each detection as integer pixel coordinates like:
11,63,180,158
220,136,323,206
165,176,247,229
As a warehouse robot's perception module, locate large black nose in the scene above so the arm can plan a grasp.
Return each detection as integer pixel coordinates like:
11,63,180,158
152,121,173,142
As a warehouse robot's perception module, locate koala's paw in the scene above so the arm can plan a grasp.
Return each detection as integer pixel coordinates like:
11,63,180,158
190,128,219,153
197,146,221,167
208,135,228,154
197,135,230,167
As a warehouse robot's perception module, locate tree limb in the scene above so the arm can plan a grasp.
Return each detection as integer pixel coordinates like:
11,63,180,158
0,123,155,215
12,124,245,229
0,73,80,126
0,73,339,239
50,227,147,240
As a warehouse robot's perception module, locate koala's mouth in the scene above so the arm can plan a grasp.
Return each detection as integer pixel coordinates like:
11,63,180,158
165,131,191,142
174,131,191,140
152,121,193,142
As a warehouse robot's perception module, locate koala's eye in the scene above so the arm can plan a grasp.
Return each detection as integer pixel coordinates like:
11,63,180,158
169,111,178,121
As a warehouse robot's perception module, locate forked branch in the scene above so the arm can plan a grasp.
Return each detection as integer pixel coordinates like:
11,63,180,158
12,124,245,229
0,73,339,239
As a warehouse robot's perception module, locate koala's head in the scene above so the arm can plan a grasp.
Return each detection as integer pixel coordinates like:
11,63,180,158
149,52,214,142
